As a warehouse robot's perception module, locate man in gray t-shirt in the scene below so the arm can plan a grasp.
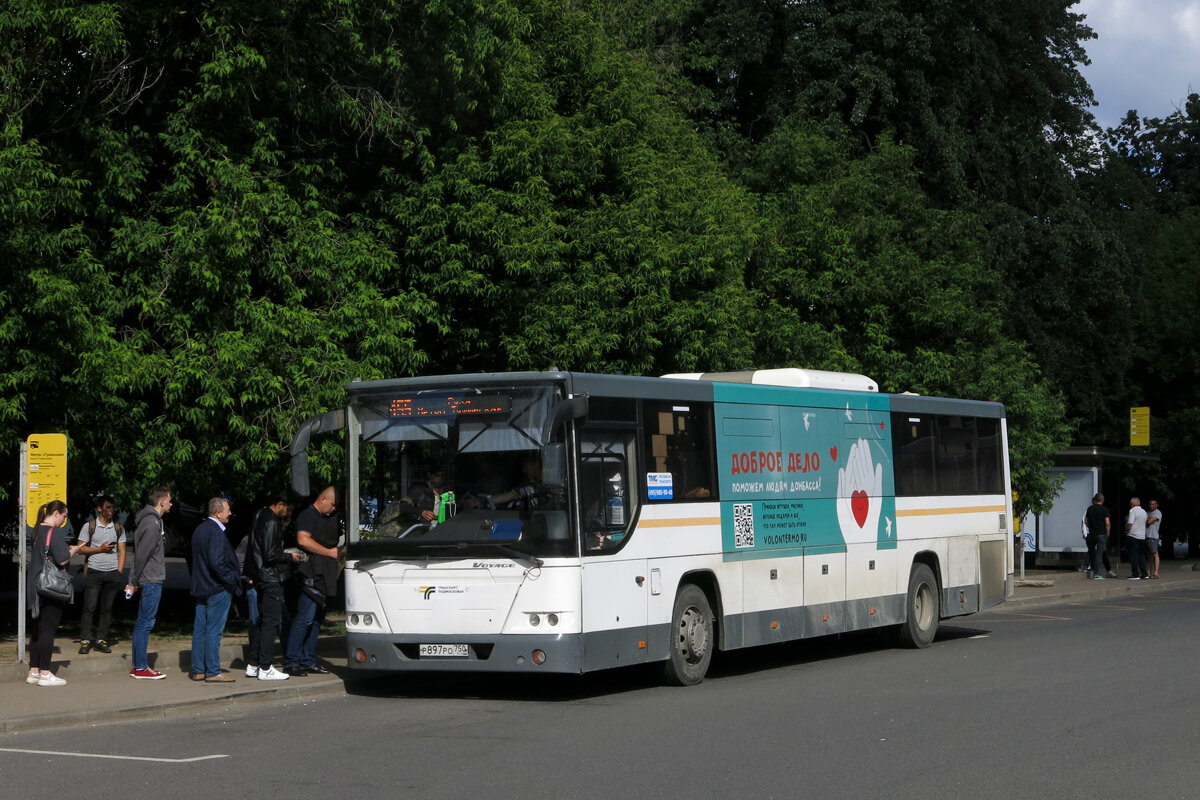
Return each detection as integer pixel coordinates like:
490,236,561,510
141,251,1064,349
1146,499,1164,579
76,496,127,654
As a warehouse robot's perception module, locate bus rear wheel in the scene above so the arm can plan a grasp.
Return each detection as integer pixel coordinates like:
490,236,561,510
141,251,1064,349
897,563,939,648
662,584,714,686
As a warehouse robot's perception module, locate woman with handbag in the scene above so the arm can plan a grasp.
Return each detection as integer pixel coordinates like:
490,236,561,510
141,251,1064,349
26,500,80,686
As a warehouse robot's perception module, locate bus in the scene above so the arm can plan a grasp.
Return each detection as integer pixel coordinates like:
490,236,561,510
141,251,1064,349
289,368,1014,685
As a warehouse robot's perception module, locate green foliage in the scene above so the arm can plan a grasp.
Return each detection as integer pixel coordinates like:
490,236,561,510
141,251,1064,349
740,123,1069,514
5,0,1178,521
0,0,757,506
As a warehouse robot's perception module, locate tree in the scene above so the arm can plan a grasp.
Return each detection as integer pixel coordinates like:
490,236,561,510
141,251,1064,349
0,0,759,506
742,123,1069,514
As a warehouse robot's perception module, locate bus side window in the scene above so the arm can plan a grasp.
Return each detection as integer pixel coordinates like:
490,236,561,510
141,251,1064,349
641,401,718,502
892,414,937,496
892,412,1005,497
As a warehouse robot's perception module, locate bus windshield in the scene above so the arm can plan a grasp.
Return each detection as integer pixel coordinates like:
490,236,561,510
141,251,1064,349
351,382,576,559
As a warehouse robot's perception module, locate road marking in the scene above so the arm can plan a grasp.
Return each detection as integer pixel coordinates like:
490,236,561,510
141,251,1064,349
987,611,1072,621
0,747,229,763
1068,602,1145,611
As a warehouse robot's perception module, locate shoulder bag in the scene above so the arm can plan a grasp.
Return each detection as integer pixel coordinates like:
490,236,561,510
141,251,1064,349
36,528,74,602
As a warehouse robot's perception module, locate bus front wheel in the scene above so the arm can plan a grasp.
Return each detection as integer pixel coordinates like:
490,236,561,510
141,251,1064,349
898,563,939,648
662,584,714,686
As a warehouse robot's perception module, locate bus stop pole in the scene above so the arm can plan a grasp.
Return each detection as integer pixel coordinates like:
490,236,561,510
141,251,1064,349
17,442,27,663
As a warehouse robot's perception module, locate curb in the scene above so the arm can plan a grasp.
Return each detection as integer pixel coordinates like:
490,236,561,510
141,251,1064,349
1002,575,1192,610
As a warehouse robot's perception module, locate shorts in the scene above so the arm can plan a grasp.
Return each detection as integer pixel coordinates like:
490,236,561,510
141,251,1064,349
1145,537,1160,554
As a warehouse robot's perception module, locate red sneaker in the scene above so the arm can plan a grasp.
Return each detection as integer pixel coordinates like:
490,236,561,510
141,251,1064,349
130,667,166,680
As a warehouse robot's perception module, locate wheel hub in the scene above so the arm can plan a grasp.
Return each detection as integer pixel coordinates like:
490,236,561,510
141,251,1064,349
679,607,709,662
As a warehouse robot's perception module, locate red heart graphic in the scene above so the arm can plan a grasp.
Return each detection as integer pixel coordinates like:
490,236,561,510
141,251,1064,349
851,491,869,528
829,446,838,462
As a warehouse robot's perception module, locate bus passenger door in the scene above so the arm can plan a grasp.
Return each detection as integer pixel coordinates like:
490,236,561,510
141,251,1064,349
577,428,649,671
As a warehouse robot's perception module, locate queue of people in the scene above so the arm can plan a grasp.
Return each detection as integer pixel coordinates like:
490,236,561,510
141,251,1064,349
23,485,341,686
1084,493,1165,581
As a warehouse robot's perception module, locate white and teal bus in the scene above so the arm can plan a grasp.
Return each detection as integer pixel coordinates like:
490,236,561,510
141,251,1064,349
290,369,1013,684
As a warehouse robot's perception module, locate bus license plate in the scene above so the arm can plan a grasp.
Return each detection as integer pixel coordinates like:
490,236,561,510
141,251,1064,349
419,643,468,658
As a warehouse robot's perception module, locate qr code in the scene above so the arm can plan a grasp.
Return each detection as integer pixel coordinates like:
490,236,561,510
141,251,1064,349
733,503,755,549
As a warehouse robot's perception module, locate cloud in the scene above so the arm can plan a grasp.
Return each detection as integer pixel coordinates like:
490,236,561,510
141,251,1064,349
1076,0,1199,129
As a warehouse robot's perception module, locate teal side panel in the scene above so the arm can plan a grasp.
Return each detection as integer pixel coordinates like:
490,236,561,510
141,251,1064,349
712,384,896,560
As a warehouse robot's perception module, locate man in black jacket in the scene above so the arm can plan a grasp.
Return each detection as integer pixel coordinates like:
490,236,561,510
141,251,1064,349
245,493,298,680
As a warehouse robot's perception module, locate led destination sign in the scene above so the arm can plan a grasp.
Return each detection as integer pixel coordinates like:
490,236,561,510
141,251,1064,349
389,394,512,419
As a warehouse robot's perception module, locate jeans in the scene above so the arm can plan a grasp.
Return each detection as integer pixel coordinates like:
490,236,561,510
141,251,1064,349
285,591,325,669
244,585,260,663
248,583,285,668
80,569,124,641
191,589,233,677
132,582,163,670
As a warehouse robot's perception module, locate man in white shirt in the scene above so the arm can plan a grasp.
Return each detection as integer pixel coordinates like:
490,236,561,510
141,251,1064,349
1126,496,1149,580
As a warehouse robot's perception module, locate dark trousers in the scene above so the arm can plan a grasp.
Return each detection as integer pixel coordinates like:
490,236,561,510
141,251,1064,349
248,582,286,668
1127,536,1149,578
80,569,124,641
30,600,66,670
1087,533,1110,574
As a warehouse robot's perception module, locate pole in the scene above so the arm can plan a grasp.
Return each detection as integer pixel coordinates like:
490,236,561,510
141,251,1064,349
17,442,27,663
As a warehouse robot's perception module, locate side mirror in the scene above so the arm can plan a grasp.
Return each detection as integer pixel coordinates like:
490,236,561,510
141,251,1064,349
289,409,346,496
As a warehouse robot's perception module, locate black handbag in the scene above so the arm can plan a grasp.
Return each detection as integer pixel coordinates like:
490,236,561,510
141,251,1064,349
35,529,74,602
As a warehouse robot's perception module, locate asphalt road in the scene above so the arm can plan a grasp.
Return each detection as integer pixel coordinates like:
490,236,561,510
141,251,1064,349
4,588,1200,800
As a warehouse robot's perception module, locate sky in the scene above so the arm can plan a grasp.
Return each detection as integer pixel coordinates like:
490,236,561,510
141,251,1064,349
1075,0,1200,130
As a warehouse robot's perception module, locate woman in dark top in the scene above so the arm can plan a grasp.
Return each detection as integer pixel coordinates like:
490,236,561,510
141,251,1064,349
26,500,79,686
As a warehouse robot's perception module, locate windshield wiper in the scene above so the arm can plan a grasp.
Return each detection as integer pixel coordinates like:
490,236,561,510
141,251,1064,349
417,541,544,568
352,554,431,570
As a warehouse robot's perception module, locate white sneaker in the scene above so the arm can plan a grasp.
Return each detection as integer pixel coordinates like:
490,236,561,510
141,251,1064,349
245,665,259,678
26,673,40,685
37,674,67,686
257,666,290,681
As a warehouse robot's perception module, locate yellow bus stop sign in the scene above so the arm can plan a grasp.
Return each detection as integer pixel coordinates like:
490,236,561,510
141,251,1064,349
25,433,68,527
1130,407,1150,447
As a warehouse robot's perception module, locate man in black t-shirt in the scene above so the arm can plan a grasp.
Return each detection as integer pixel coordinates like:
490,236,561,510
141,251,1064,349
1084,493,1112,579
284,486,340,676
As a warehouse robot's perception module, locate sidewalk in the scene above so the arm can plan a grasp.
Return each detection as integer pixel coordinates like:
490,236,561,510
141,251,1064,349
1006,560,1200,609
4,563,1199,734
0,630,350,734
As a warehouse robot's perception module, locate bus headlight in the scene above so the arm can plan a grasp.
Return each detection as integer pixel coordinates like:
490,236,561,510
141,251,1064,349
529,614,541,627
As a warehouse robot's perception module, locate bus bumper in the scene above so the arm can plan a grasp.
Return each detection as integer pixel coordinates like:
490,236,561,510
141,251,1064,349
345,631,584,674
